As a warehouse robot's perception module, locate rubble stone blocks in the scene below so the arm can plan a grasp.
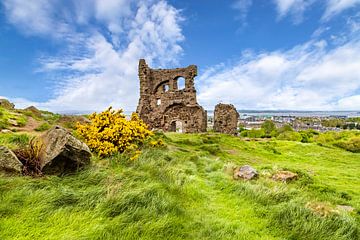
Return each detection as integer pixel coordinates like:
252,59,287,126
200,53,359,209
136,59,207,133
213,103,239,135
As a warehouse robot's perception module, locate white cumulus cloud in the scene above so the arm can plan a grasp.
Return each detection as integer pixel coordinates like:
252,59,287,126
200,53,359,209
198,39,360,110
2,0,184,112
323,0,360,20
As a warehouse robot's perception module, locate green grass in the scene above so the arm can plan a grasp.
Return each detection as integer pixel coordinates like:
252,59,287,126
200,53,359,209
0,133,359,239
0,133,30,149
35,122,51,132
0,107,27,129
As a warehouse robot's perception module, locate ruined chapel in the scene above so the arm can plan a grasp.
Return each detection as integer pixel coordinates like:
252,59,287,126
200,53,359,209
136,59,207,133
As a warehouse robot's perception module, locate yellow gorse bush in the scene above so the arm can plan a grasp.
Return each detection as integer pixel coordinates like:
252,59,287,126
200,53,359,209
76,107,153,157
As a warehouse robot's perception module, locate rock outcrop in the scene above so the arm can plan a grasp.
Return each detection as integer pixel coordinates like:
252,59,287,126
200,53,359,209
39,126,91,175
0,146,23,175
0,99,15,109
213,103,239,135
233,165,258,180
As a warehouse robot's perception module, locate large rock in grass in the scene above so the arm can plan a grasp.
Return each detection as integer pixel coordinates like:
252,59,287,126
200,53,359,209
39,126,91,175
0,146,23,175
233,165,258,180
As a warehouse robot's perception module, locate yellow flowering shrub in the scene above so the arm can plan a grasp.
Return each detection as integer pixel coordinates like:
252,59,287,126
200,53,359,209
76,107,153,157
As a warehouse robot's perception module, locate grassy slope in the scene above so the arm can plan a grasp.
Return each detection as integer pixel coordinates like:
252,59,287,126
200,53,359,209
0,133,359,240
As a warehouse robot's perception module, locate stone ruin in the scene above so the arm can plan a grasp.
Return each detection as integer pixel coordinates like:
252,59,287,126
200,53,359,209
213,103,239,135
136,59,207,133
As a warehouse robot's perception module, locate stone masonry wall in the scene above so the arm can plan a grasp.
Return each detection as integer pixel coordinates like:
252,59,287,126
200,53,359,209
213,103,239,135
136,59,207,133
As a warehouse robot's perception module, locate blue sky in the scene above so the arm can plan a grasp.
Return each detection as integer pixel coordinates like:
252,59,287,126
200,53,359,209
0,0,360,112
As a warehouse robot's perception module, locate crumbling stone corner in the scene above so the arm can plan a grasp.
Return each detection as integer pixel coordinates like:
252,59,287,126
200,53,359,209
213,103,239,135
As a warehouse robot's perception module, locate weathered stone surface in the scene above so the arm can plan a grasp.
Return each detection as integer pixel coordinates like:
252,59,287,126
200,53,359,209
0,146,23,175
233,165,258,180
0,99,15,109
39,126,91,175
136,59,207,133
272,170,298,182
213,103,239,135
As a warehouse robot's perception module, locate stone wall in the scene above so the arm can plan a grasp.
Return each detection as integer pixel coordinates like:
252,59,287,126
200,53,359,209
213,103,239,135
136,59,207,133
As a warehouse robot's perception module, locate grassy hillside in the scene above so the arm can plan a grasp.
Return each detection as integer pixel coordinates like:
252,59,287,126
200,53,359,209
0,133,359,240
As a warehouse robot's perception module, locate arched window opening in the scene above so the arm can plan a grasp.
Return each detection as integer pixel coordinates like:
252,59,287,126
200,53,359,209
177,77,185,90
156,99,161,106
164,84,170,92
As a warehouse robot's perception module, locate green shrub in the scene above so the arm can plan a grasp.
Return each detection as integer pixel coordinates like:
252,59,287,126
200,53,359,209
240,129,266,138
299,129,319,143
261,120,276,137
334,137,360,153
277,131,302,141
276,124,293,135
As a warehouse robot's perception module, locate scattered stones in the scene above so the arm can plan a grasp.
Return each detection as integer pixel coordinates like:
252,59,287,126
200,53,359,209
0,99,15,109
272,170,298,182
38,126,91,175
336,205,355,213
136,59,207,133
1,129,12,133
8,119,19,127
213,103,239,135
0,146,23,175
233,165,258,180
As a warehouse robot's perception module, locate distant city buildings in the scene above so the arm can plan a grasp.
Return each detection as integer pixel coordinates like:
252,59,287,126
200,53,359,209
207,112,360,132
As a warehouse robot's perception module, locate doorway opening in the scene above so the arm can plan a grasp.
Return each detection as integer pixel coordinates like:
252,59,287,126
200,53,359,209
170,121,183,133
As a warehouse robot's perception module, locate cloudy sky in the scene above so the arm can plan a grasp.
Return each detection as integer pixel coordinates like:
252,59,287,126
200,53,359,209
0,0,359,112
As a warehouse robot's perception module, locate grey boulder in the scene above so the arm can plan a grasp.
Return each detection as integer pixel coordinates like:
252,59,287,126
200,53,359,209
39,126,91,175
0,146,23,175
233,165,258,180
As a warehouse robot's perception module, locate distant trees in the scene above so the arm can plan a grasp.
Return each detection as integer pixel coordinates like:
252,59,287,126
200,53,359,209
261,120,276,137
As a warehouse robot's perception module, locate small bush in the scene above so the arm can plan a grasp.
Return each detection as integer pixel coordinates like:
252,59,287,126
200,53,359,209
261,120,276,137
277,131,302,142
240,129,266,138
76,107,153,157
14,138,44,176
334,137,360,153
35,122,51,132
